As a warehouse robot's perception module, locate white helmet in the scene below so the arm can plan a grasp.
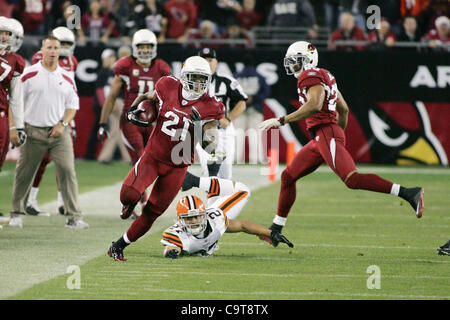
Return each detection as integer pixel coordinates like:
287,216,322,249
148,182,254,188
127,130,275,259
52,26,75,57
0,16,13,50
180,56,212,99
132,29,157,64
8,18,23,52
284,41,319,78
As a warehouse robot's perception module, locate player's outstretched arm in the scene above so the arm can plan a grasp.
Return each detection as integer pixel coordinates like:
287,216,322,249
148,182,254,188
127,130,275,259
336,90,349,130
259,85,325,130
226,220,293,248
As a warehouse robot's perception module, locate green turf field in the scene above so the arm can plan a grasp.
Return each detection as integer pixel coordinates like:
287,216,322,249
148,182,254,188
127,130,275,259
0,161,449,300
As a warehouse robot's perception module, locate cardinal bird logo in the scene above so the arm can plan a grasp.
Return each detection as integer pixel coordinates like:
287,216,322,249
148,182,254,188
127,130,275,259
365,101,448,165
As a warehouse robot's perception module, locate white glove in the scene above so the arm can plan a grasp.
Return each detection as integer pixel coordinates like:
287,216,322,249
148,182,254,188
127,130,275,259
259,118,282,130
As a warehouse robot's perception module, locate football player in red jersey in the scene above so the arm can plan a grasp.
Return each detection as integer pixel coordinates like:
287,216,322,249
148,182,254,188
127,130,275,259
259,41,425,234
26,26,79,216
98,29,171,165
107,56,226,261
0,17,26,173
98,29,171,215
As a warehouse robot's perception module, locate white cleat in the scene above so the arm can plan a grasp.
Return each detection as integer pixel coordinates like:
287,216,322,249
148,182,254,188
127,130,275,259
65,219,89,229
9,217,23,228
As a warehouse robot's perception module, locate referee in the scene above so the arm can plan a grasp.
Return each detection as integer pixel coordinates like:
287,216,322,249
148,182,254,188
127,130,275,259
195,47,248,179
10,35,88,229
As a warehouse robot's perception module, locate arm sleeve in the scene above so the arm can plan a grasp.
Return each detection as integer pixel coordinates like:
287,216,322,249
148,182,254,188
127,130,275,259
161,231,183,249
9,76,24,128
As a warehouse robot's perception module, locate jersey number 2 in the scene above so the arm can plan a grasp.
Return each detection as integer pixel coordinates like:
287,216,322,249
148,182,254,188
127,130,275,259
161,111,190,141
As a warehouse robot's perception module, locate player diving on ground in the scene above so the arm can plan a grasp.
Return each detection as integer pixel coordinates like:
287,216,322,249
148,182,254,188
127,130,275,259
161,173,293,258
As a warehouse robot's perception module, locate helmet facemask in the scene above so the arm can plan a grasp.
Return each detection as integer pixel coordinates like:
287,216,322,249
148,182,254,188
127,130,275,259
284,53,312,77
134,43,156,64
59,41,75,57
178,210,207,236
181,71,211,98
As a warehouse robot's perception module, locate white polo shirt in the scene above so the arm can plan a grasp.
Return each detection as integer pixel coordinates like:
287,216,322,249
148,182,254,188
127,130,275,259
21,61,79,127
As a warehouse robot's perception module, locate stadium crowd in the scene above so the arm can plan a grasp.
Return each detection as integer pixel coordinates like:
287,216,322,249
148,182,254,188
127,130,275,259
0,0,447,50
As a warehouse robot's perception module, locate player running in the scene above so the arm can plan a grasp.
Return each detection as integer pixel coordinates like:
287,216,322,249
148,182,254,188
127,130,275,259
107,56,226,261
98,29,171,165
26,26,79,216
98,29,171,215
259,41,425,234
161,175,293,259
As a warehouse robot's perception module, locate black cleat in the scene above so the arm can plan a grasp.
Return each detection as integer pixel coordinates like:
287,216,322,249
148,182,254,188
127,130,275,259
437,240,450,256
107,242,127,261
181,171,200,191
58,205,65,215
26,205,40,216
402,187,424,218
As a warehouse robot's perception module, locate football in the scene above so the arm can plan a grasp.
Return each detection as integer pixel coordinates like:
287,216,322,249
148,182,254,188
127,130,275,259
137,100,159,124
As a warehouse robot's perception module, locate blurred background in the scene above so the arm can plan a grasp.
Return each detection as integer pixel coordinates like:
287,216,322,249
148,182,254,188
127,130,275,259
3,0,449,166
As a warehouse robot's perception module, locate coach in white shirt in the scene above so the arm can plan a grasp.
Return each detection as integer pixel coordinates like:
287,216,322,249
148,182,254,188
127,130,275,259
10,35,88,229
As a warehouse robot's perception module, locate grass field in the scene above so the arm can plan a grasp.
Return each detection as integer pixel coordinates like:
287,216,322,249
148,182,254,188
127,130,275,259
0,160,449,300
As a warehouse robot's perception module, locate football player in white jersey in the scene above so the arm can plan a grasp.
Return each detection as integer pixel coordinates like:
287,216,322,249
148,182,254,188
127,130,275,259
161,174,293,258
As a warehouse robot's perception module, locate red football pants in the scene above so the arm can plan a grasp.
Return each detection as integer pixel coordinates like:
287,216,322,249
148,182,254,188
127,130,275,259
277,123,393,217
120,117,153,165
121,151,188,242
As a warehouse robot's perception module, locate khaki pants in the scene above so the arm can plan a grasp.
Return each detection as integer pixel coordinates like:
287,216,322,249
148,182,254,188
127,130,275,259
97,98,130,163
11,123,82,221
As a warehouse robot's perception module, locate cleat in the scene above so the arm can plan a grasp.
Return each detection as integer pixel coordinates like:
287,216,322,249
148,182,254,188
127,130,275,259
181,171,199,192
107,242,127,261
26,200,50,216
9,217,23,228
120,204,137,220
404,187,424,218
58,206,65,215
65,219,89,229
437,240,450,256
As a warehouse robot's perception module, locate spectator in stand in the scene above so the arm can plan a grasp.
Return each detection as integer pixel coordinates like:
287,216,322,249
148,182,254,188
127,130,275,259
267,0,319,41
222,21,253,48
124,0,167,42
14,0,48,35
396,15,422,50
78,0,116,43
338,0,368,31
162,0,198,44
329,11,367,51
400,0,429,18
188,19,221,48
235,0,262,31
198,0,243,34
368,18,396,50
422,15,449,51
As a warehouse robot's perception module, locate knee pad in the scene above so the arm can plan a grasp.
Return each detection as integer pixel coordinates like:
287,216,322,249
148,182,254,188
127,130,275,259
120,185,142,206
344,172,360,189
